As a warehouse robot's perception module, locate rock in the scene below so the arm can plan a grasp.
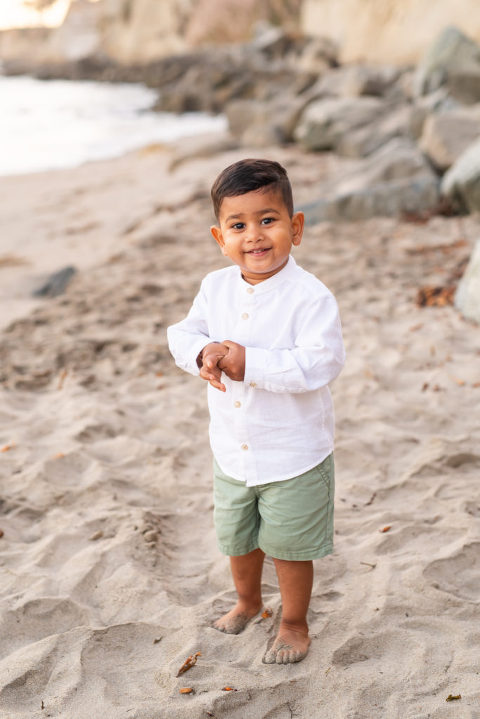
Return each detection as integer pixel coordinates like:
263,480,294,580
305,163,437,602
226,94,311,146
414,26,480,104
442,137,480,212
337,139,436,191
251,25,305,60
302,176,440,224
420,107,480,171
299,139,440,223
314,64,402,98
294,96,384,153
455,240,480,323
152,45,313,114
337,104,411,158
408,88,460,140
296,35,339,75
33,267,77,298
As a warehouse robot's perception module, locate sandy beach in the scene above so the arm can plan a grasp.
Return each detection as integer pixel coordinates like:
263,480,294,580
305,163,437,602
1,137,479,719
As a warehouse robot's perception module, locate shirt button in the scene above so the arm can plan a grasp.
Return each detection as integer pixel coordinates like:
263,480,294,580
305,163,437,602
234,401,241,408
241,312,249,319
246,287,254,294
241,443,248,450
249,381,257,388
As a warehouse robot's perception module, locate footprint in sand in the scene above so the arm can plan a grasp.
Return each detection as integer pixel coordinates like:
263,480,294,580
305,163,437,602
423,542,480,602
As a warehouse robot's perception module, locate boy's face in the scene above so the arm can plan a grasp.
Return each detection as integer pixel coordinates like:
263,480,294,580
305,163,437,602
210,188,304,284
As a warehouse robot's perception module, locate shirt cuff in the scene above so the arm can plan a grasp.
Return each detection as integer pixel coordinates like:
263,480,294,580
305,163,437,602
244,346,267,388
189,337,213,376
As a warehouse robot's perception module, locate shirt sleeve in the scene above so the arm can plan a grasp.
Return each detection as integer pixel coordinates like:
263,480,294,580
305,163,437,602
243,293,345,393
167,280,212,376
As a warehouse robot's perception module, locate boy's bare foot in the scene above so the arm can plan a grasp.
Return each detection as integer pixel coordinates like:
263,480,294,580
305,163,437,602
213,602,261,635
262,625,311,664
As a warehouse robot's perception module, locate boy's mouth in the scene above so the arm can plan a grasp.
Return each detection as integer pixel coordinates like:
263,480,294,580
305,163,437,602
246,247,270,255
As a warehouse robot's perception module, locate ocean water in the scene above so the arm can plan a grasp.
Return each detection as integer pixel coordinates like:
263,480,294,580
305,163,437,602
0,75,227,176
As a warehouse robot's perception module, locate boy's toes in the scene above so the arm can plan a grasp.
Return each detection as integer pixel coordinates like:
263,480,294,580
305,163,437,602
262,648,278,664
213,611,252,635
262,633,310,664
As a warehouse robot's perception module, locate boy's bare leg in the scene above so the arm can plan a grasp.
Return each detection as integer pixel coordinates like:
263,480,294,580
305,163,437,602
214,548,265,634
263,559,313,664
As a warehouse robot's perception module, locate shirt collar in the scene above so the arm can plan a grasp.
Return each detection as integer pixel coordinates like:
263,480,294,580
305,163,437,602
237,255,297,295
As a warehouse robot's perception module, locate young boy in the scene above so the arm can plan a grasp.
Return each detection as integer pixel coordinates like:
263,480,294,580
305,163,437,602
167,159,345,665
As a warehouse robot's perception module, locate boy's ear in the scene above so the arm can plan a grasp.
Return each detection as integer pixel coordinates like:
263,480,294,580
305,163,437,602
210,225,226,253
291,211,304,246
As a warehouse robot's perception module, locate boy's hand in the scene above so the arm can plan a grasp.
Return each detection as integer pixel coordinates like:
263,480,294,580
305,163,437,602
218,340,245,381
199,342,228,392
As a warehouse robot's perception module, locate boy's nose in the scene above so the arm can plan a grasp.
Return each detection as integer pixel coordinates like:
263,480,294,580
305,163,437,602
246,224,264,243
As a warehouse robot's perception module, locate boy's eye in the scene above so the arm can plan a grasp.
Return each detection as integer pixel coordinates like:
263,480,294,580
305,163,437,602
261,217,275,225
231,222,245,230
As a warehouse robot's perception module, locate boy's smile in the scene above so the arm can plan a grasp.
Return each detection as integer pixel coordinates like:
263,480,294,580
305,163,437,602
210,188,304,285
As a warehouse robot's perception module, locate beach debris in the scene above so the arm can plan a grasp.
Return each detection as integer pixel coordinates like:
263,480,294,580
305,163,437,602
153,636,163,644
380,525,392,533
33,266,77,298
446,694,461,701
416,286,455,307
0,529,4,538
41,700,45,709
365,492,376,506
360,561,377,569
57,369,68,390
222,686,237,692
177,651,201,676
179,687,194,694
54,452,65,459
0,442,15,453
143,530,158,544
254,607,273,624
89,530,104,541
0,254,29,268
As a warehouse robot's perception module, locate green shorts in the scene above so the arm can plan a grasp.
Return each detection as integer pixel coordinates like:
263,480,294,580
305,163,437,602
213,454,335,561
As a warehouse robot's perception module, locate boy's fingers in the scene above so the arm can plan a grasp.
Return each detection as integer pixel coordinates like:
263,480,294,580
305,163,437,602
204,352,225,369
201,367,222,383
209,378,226,392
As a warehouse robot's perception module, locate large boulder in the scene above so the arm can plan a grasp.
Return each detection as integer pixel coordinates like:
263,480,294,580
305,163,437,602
338,104,411,158
300,139,440,223
313,64,402,98
226,95,309,146
414,26,480,104
420,107,480,171
294,96,385,154
455,240,480,323
442,138,480,211
408,88,460,140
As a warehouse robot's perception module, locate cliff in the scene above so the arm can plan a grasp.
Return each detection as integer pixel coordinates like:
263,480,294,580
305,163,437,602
0,0,302,66
302,0,480,64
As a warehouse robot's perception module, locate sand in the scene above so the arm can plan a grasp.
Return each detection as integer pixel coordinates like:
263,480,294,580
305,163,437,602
0,136,479,719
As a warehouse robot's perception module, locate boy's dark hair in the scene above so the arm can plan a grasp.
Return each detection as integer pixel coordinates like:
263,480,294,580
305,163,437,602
211,159,294,219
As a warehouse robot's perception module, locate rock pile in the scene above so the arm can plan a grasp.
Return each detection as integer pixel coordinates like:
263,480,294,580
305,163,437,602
218,24,480,224
4,24,480,227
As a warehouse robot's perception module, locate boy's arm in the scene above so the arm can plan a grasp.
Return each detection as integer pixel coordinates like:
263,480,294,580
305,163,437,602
240,294,345,393
167,281,214,376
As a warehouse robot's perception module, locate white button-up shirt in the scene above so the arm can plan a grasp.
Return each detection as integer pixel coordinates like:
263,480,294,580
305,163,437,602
167,256,345,487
